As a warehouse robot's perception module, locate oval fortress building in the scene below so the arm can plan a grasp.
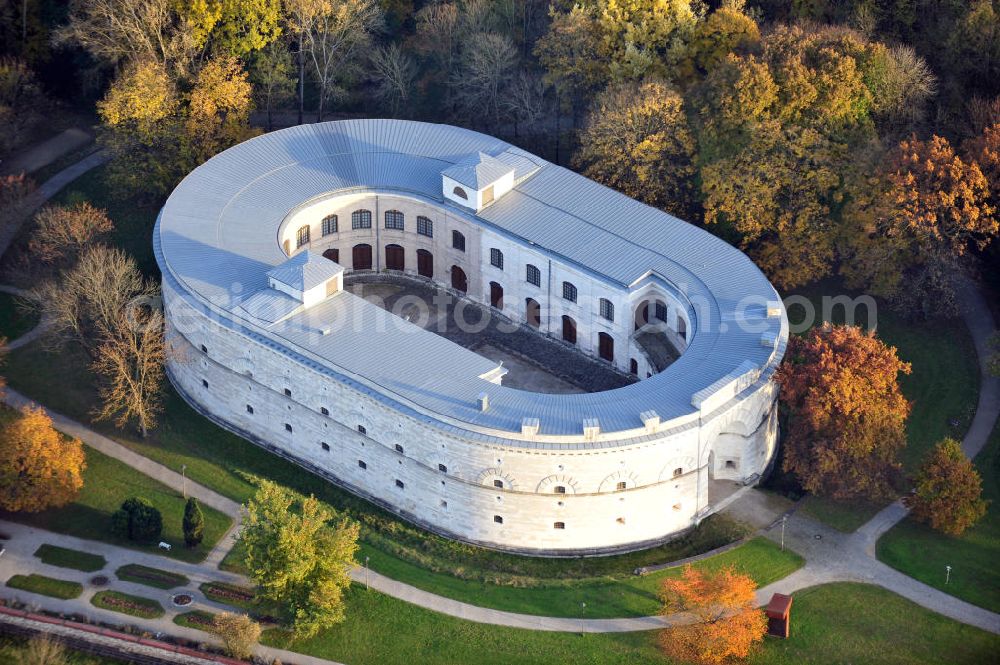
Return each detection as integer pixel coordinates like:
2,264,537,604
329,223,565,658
156,119,788,555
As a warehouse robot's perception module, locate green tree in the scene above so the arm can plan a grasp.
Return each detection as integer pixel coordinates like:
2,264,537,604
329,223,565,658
250,39,296,130
183,497,205,547
905,438,988,536
112,497,163,543
534,4,608,117
574,78,696,216
596,0,704,81
680,0,759,82
238,480,360,637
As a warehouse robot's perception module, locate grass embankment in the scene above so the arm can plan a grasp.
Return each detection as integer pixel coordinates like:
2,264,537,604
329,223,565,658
878,419,1000,612
1,441,231,564
249,582,998,665
785,279,980,532
115,564,189,590
0,635,126,664
0,292,39,340
90,590,164,619
33,544,105,573
7,573,83,599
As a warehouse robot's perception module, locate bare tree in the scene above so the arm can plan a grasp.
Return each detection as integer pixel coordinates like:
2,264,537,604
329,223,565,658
28,202,114,265
56,0,179,68
369,43,416,117
22,635,69,665
299,0,383,121
251,40,296,130
451,32,517,126
414,2,460,108
501,70,552,137
91,296,165,437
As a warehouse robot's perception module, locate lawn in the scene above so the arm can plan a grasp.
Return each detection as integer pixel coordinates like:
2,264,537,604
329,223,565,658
877,418,1000,612
90,590,165,619
786,278,980,531
33,544,105,573
0,291,39,340
1,442,231,564
253,582,997,665
115,564,189,590
4,338,758,594
7,573,84,599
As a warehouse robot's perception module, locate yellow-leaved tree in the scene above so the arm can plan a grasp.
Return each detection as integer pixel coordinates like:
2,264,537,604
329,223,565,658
0,406,86,513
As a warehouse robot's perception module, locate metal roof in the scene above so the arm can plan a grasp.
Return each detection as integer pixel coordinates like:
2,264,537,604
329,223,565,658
156,119,787,440
267,249,343,291
440,151,514,189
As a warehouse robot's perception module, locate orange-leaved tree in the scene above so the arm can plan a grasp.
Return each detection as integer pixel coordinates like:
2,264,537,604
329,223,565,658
0,405,86,512
776,324,911,500
658,564,767,665
904,438,988,536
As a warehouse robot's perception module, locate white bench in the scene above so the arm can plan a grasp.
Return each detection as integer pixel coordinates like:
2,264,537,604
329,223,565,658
158,542,171,551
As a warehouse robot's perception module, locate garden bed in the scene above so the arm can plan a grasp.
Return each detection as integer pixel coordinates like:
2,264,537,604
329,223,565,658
115,564,189,590
90,590,164,619
7,573,83,599
174,610,216,631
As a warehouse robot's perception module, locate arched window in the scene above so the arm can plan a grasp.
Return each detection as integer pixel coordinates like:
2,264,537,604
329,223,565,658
321,214,338,236
525,298,541,328
598,332,614,362
385,244,405,271
296,225,310,248
562,281,577,303
525,264,541,287
452,230,466,252
599,298,614,321
352,209,372,229
489,281,504,309
384,209,404,230
453,186,468,200
562,315,577,345
416,216,433,237
490,248,503,270
629,358,639,375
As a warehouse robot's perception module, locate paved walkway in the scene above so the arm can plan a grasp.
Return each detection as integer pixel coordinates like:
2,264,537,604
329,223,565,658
0,284,49,350
1,128,92,176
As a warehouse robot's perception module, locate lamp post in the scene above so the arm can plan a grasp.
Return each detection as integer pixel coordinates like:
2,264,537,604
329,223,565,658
181,464,187,499
946,565,952,585
365,556,370,591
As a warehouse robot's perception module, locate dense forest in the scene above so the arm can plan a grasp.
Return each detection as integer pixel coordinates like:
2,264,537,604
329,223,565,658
2,0,998,315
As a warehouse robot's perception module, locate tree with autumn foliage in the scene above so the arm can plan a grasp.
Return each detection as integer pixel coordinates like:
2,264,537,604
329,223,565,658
777,324,911,501
658,564,767,665
0,405,86,513
842,133,997,317
904,438,988,536
574,79,696,216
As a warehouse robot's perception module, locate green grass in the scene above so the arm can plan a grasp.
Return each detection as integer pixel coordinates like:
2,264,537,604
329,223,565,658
0,635,126,664
115,564,189,590
174,610,217,631
785,278,980,531
877,418,1000,612
258,582,998,665
33,544,105,573
90,590,165,619
7,573,84,599
0,291,39,340
3,339,753,590
2,442,231,564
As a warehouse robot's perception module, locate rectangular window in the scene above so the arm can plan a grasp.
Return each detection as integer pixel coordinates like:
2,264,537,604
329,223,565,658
395,479,405,489
296,225,310,248
438,463,447,473
284,423,293,432
284,388,292,397
357,425,367,435
394,444,404,454
493,479,504,489
452,231,466,252
440,500,448,508
358,460,367,470
562,281,578,303
493,515,503,524
200,344,208,353
246,404,253,414
616,481,627,491
482,185,494,206
201,379,208,388
490,248,503,270
417,216,433,237
321,406,329,416
352,210,372,229
553,522,565,530
321,442,330,452
655,302,668,322
526,264,541,287
600,298,614,321
384,210,404,230
322,215,338,236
